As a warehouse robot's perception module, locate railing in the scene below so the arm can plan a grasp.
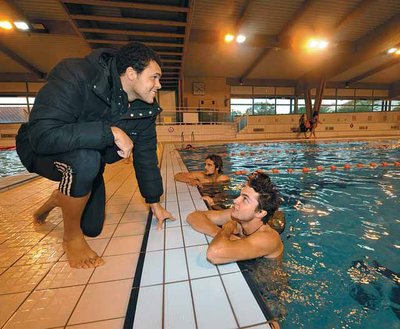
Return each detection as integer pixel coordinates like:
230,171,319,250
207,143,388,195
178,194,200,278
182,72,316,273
237,115,248,132
157,107,233,125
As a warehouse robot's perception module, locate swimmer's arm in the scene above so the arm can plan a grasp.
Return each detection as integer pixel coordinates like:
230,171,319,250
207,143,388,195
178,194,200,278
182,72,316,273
207,224,283,264
216,174,230,183
187,208,232,237
174,171,203,186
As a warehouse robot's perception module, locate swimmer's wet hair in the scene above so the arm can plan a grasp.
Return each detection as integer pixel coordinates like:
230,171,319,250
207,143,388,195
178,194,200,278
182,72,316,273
206,154,224,174
248,172,281,224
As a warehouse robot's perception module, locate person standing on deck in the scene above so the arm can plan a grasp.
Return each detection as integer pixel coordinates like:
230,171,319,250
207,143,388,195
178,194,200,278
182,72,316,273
16,42,175,269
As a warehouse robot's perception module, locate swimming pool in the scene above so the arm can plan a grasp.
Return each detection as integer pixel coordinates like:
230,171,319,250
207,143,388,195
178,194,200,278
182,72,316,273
178,140,400,329
0,149,26,177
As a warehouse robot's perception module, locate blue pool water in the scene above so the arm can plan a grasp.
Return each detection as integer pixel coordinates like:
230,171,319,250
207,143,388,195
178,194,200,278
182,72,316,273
178,140,400,329
0,150,26,177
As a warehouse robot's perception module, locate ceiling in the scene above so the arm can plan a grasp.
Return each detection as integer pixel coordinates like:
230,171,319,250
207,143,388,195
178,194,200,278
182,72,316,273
1,0,400,97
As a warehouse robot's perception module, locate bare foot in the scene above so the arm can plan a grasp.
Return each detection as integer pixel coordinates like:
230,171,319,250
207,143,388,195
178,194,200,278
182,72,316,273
33,189,60,225
62,236,105,269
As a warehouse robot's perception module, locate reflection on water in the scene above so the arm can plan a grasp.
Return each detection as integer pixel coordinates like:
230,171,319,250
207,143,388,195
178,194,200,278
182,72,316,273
179,140,400,329
0,150,26,177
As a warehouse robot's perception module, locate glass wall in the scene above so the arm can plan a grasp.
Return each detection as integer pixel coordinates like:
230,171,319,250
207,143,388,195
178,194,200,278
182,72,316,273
230,86,398,116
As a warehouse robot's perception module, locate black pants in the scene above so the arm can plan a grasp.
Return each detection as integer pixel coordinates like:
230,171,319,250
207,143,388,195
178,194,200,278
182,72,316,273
31,149,111,237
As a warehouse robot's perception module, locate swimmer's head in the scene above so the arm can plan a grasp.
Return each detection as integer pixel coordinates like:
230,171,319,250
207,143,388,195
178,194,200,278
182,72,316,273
204,154,224,175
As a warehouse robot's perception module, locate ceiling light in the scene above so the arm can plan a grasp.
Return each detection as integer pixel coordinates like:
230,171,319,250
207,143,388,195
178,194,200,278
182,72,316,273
14,21,30,30
318,40,329,49
0,21,13,30
306,38,329,50
224,33,235,43
395,50,400,55
236,34,246,43
387,48,397,54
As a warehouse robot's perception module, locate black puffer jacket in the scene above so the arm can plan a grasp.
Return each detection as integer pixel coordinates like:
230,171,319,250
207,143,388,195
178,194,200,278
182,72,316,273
16,48,163,203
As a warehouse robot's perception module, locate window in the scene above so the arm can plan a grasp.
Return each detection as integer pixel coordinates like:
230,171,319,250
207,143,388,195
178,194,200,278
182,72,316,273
391,100,400,111
320,99,336,113
276,98,290,114
230,98,253,116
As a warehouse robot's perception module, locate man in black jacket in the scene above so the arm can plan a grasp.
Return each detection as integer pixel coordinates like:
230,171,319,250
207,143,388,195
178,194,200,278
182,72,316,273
16,42,174,269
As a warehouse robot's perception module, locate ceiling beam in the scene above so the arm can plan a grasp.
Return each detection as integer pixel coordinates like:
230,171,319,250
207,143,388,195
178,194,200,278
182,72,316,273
278,0,318,40
58,1,88,41
333,0,374,33
389,81,400,98
180,0,194,79
235,0,254,33
158,52,183,56
70,15,187,27
240,0,317,81
162,59,182,63
0,42,45,79
62,0,189,13
87,39,184,48
346,58,400,85
0,72,44,82
78,28,185,39
299,13,400,88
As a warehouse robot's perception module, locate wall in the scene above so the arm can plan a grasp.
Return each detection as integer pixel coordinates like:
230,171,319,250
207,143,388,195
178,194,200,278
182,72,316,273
183,77,230,111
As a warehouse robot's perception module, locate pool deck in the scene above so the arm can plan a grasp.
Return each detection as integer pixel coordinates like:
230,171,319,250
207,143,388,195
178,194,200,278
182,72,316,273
0,143,273,329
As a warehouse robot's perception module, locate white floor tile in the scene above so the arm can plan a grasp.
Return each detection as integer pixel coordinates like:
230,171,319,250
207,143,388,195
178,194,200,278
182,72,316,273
191,276,237,329
222,272,266,327
165,248,188,283
165,227,184,249
164,281,196,329
133,285,163,329
185,245,218,279
146,227,164,251
182,225,208,247
140,250,164,287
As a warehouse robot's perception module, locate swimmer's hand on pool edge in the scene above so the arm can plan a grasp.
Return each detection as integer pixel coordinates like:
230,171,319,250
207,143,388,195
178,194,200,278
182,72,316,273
150,203,176,230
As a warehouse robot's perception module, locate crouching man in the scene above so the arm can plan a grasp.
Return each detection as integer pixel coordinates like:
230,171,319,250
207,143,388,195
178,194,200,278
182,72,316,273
187,172,283,264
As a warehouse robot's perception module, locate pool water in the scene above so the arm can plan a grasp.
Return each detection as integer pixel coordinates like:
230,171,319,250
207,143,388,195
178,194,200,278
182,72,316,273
0,150,26,177
178,140,400,329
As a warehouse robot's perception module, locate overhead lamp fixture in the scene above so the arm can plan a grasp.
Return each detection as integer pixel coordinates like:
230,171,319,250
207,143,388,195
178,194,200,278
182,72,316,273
224,33,247,44
306,38,329,50
236,34,246,43
0,21,13,30
224,33,235,43
14,21,30,31
387,48,397,54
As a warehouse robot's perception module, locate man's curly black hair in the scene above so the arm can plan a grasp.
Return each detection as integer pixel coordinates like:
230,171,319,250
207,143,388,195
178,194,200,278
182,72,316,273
248,172,281,224
116,41,162,75
206,154,224,174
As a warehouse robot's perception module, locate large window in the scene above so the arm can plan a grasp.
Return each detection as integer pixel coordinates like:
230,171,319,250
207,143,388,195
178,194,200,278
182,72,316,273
230,86,397,115
391,100,400,111
230,98,252,116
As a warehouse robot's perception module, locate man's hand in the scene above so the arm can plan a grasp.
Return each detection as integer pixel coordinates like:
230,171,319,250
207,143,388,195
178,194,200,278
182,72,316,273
189,178,202,188
150,203,176,230
111,126,133,158
221,220,242,236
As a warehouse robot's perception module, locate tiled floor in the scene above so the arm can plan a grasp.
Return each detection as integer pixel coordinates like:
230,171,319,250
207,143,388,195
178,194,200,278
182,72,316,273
0,144,272,329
